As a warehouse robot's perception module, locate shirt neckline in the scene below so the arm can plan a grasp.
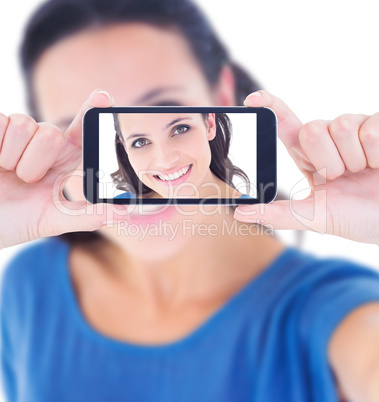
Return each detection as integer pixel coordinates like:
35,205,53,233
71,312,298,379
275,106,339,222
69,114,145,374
54,237,296,354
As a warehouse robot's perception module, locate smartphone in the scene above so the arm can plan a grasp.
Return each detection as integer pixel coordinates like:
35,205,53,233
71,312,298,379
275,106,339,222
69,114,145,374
83,106,277,205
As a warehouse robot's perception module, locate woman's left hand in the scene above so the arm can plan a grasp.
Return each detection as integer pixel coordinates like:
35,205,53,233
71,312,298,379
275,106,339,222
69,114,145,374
233,90,379,245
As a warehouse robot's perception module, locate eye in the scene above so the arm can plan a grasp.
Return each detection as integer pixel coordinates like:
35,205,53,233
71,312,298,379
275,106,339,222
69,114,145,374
173,125,190,135
132,138,150,148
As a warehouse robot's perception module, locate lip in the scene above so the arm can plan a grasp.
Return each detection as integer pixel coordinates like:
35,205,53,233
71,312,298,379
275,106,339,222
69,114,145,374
128,204,177,226
153,164,192,186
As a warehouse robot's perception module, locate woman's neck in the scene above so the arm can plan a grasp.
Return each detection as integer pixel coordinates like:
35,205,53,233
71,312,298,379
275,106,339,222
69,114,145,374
93,207,285,309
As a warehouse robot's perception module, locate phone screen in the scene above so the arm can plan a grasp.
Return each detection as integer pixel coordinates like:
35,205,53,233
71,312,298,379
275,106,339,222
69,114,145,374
83,106,276,205
98,112,257,200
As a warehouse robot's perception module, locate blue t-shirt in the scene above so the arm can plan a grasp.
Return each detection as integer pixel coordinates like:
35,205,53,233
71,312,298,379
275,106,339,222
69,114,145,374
114,192,253,199
114,191,137,199
1,237,379,402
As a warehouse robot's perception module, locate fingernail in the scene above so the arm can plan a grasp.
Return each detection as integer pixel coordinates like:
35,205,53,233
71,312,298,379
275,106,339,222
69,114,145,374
246,91,262,99
96,90,114,102
244,92,262,105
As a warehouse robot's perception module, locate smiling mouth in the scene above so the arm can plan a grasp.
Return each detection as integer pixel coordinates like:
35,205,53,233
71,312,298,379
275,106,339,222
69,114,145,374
153,164,192,182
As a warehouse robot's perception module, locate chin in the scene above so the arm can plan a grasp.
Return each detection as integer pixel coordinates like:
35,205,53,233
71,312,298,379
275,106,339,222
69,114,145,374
127,235,189,262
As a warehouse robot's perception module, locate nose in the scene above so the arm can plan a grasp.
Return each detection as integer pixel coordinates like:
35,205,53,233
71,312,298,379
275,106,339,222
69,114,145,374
152,142,180,171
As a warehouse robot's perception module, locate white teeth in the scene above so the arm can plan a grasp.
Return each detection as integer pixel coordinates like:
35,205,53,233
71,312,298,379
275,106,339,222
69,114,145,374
157,165,190,181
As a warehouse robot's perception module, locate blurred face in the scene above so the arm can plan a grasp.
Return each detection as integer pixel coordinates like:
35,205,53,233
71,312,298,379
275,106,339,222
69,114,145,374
118,113,217,198
33,23,234,131
32,23,236,259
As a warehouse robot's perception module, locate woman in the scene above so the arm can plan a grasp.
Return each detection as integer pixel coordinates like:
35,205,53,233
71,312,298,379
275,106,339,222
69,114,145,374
112,112,251,199
1,0,379,401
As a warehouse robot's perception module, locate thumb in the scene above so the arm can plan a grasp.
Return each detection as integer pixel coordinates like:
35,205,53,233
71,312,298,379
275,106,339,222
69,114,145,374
244,90,303,150
234,197,327,234
64,89,115,149
46,200,131,236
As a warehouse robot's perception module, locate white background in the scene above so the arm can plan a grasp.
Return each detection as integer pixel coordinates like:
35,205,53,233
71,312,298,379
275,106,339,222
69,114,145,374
99,112,257,198
0,0,378,399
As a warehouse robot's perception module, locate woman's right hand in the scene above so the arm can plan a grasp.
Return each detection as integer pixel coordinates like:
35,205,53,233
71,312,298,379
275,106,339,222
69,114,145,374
0,90,129,250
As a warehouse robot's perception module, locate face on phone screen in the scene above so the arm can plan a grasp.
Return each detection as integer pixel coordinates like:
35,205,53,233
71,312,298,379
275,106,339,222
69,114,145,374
98,112,257,201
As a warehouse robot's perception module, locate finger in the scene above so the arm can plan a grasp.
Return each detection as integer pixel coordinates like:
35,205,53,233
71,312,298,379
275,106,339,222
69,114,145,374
358,112,379,169
299,120,345,180
16,123,65,183
0,114,38,171
45,199,132,237
234,198,326,233
328,114,369,172
0,113,9,173
52,89,115,174
0,113,9,151
244,90,303,149
64,89,114,149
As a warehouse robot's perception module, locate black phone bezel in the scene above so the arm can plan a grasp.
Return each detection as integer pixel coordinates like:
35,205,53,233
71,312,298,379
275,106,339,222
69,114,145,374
83,106,277,205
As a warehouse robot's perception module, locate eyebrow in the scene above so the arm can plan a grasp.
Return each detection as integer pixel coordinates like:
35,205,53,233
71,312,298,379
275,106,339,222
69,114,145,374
125,117,193,141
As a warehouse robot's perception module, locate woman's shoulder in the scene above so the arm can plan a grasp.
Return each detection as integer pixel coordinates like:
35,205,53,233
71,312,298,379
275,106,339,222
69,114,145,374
250,247,379,323
238,194,254,199
0,238,70,373
0,237,68,301
115,192,247,199
114,191,137,199
1,237,66,271
270,248,379,345
269,247,379,285
296,248,379,299
281,248,379,308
